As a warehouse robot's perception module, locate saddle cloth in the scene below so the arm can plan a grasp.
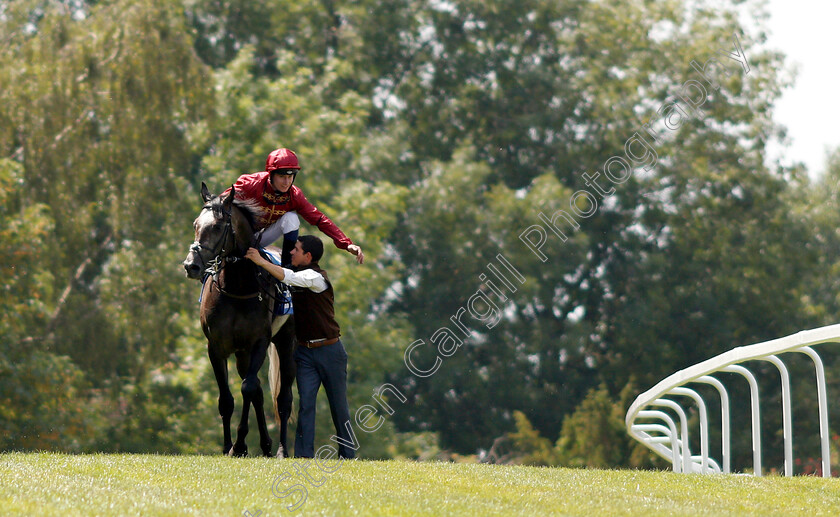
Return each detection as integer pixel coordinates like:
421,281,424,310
259,246,294,316
261,246,283,266
197,246,293,316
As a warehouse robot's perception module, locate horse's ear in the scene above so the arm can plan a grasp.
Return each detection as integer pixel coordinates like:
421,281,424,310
200,182,212,203
222,185,235,210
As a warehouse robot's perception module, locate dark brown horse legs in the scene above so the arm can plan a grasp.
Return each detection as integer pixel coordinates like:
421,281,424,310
250,378,273,457
209,352,234,455
276,384,293,458
273,326,296,458
230,343,273,457
230,396,251,457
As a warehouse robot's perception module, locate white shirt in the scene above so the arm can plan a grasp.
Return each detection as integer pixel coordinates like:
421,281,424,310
281,267,327,293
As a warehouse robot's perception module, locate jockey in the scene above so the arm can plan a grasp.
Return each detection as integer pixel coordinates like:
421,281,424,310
223,148,364,266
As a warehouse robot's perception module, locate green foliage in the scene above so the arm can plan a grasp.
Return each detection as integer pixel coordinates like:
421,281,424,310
0,352,92,451
0,158,54,343
0,159,94,452
0,0,832,470
0,0,212,451
555,383,655,469
801,149,840,323
191,43,374,195
379,0,817,467
498,382,659,469
506,410,562,466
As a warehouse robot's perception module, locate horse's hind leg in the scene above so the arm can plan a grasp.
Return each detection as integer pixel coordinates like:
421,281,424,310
209,349,234,455
276,362,295,459
233,341,273,457
272,322,297,458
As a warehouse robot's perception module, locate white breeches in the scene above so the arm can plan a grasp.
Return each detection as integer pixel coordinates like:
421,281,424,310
260,211,300,244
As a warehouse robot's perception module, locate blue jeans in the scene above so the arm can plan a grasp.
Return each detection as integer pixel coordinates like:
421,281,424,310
294,339,355,459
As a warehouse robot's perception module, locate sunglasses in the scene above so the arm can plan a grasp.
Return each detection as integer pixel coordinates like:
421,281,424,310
271,169,298,176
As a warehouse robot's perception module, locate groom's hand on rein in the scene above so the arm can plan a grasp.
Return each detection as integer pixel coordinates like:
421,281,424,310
245,247,268,267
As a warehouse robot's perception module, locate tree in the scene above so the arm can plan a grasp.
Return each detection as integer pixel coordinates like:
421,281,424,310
0,0,214,451
0,0,826,466
383,0,813,461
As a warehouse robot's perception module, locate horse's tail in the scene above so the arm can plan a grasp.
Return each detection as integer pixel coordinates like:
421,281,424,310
268,340,283,426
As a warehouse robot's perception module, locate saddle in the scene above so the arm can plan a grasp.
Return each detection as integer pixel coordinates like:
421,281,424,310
258,246,294,317
197,245,293,317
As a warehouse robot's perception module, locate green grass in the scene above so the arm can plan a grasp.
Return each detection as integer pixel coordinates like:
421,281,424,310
1,453,839,516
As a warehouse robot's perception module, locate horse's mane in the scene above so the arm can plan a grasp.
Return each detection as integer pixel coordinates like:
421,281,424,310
207,194,261,232
232,198,261,232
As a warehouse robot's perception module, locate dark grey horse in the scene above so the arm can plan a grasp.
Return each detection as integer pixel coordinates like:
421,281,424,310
183,183,296,457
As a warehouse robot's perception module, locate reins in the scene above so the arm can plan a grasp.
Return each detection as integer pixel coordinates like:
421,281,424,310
195,203,285,303
209,278,264,301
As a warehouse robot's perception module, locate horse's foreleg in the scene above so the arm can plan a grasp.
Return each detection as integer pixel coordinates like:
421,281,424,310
230,395,251,457
249,376,272,457
209,350,234,455
233,340,273,457
230,349,252,457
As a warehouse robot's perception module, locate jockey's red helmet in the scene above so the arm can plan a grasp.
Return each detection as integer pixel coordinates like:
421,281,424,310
265,148,301,173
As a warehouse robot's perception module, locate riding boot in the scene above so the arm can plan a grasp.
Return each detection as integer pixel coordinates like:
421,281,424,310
281,229,298,267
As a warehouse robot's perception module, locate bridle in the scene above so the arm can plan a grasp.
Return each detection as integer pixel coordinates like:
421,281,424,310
190,203,287,305
190,205,237,277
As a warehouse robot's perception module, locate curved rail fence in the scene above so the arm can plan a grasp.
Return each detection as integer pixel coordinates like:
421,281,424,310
625,324,839,477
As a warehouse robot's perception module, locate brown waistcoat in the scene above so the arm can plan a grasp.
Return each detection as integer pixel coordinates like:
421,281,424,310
290,262,341,343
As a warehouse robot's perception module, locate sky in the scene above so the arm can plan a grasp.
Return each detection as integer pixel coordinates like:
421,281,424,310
764,1,839,178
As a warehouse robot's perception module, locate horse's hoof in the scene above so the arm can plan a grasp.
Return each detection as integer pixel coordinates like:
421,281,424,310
228,445,248,457
276,445,286,459
261,442,273,458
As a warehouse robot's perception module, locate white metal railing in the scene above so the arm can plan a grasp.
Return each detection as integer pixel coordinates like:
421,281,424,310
625,324,839,477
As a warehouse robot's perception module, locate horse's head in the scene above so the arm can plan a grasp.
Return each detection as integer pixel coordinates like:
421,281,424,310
183,182,254,279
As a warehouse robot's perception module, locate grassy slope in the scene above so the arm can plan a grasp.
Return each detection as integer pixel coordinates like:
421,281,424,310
1,453,839,516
